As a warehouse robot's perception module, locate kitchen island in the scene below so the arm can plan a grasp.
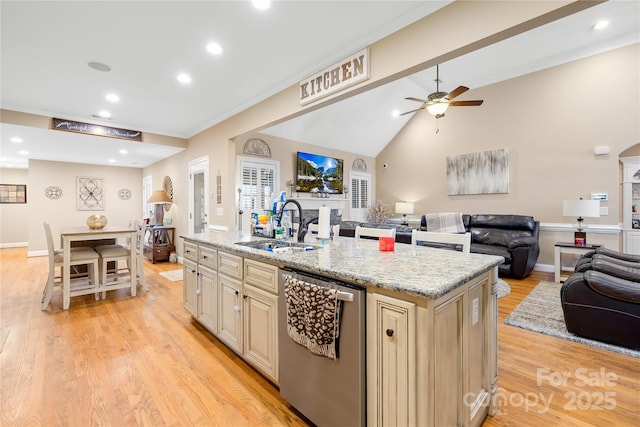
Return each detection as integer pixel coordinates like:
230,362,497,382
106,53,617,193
181,230,503,427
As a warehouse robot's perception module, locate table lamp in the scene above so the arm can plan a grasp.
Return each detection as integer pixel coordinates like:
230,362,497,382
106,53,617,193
562,198,600,245
395,202,414,226
148,190,172,226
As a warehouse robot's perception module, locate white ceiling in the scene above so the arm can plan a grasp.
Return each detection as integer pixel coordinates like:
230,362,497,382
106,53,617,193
1,1,639,168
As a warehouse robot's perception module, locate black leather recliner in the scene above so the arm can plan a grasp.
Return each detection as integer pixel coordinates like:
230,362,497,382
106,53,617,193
560,250,640,350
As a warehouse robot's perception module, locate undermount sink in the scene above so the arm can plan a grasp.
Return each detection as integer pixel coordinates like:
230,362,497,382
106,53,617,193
235,239,317,253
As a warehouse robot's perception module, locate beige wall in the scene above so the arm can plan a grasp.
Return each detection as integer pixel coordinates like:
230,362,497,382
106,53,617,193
27,160,143,254
377,44,640,265
0,168,29,246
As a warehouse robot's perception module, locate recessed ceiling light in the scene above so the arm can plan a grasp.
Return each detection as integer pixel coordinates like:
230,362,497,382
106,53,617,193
177,73,192,84
98,110,111,118
18,150,29,156
88,61,111,72
119,149,128,155
106,93,120,103
252,0,271,10
593,20,609,31
391,110,400,118
10,137,23,143
108,158,116,163
206,42,223,55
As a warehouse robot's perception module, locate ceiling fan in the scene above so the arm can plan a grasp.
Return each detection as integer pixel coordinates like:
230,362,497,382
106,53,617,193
400,65,484,118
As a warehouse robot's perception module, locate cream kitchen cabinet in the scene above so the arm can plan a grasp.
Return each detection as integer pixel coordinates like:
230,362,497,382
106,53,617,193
367,269,497,427
183,258,198,317
243,258,279,382
217,251,244,354
367,292,416,426
182,241,218,334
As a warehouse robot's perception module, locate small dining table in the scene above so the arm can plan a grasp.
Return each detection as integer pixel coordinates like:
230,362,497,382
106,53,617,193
60,225,137,309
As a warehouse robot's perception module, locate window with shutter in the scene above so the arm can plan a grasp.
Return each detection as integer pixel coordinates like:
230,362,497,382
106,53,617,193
237,157,279,233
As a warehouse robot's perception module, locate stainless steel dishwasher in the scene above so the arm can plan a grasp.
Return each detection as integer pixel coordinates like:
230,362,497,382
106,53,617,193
278,268,366,427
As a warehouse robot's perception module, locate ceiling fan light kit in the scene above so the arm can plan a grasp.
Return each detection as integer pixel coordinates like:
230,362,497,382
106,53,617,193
401,64,484,118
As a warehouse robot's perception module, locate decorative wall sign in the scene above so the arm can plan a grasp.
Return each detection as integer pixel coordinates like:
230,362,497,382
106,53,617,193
216,171,222,204
299,47,369,105
45,185,63,200
52,118,142,141
118,188,132,200
0,184,26,203
446,149,509,195
77,177,104,210
243,138,271,157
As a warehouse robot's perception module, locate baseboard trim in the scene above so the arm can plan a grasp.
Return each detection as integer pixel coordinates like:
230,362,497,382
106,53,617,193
0,242,28,248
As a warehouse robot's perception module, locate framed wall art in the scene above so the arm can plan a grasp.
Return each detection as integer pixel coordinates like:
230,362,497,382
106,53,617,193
0,184,27,203
77,177,104,210
446,149,509,196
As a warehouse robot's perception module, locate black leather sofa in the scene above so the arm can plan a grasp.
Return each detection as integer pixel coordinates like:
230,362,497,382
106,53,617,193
561,248,640,350
339,214,539,279
420,214,540,279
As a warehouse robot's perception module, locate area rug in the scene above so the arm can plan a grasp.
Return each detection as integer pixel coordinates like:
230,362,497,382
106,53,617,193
159,269,183,282
496,279,511,299
504,281,640,358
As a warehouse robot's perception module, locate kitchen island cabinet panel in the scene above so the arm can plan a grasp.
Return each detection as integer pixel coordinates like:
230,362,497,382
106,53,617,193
218,273,243,354
243,284,278,383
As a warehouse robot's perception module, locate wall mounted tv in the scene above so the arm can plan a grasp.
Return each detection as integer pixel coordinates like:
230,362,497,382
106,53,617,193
296,151,344,194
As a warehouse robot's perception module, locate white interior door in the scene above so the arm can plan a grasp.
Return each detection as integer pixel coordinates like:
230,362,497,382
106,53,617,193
350,171,371,222
189,156,210,234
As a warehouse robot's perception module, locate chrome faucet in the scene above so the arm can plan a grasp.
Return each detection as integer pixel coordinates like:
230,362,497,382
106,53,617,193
275,199,307,242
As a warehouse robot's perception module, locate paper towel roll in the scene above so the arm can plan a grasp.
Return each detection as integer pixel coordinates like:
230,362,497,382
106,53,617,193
318,206,331,239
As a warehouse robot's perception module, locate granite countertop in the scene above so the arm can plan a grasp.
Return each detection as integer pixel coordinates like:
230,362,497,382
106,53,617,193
180,231,503,299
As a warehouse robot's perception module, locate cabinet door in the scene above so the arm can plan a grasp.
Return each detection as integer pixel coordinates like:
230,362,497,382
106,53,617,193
367,293,416,427
218,273,243,354
243,284,278,383
198,265,218,334
183,259,198,317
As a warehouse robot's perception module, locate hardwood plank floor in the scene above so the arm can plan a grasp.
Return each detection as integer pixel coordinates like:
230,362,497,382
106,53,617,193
1,247,638,426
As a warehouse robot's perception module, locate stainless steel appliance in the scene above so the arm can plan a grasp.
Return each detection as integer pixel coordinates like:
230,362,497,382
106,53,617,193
278,268,366,427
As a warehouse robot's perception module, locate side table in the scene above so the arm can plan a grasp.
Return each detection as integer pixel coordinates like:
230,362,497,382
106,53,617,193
143,226,175,263
554,242,602,283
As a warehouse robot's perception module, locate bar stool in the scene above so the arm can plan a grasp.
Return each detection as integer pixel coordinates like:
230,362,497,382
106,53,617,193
41,222,100,310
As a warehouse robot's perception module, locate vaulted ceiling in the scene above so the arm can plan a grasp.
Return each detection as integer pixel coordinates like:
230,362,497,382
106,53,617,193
1,1,638,168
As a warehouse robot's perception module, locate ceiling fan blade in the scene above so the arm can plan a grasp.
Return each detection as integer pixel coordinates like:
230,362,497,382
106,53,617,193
399,107,423,116
405,96,427,103
445,86,469,100
449,100,484,106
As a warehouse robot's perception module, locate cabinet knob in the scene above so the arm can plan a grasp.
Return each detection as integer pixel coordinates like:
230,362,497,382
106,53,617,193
243,294,248,299
385,328,394,337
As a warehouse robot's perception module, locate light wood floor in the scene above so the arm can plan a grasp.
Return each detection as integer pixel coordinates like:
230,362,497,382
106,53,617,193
1,247,638,426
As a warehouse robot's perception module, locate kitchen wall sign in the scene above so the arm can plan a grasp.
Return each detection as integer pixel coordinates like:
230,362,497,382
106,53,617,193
52,118,142,141
299,47,369,105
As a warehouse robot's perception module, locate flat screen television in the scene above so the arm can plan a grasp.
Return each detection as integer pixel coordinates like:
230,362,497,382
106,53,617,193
296,151,344,194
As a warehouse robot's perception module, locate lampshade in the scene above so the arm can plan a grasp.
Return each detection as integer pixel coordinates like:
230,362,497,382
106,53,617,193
395,202,415,215
562,199,600,218
426,102,448,116
147,190,172,204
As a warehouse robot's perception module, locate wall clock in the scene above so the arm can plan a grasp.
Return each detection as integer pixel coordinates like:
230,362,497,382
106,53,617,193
77,176,104,210
45,185,63,200
118,188,131,200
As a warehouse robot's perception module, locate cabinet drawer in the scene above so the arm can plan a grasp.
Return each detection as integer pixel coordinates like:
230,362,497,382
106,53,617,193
218,251,243,279
183,241,198,262
198,246,217,270
244,259,279,294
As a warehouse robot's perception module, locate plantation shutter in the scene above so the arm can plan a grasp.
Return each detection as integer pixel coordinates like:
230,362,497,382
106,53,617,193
350,172,370,222
239,159,278,233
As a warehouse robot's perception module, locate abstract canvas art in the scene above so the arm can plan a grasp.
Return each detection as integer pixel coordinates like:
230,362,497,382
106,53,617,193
446,149,509,195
